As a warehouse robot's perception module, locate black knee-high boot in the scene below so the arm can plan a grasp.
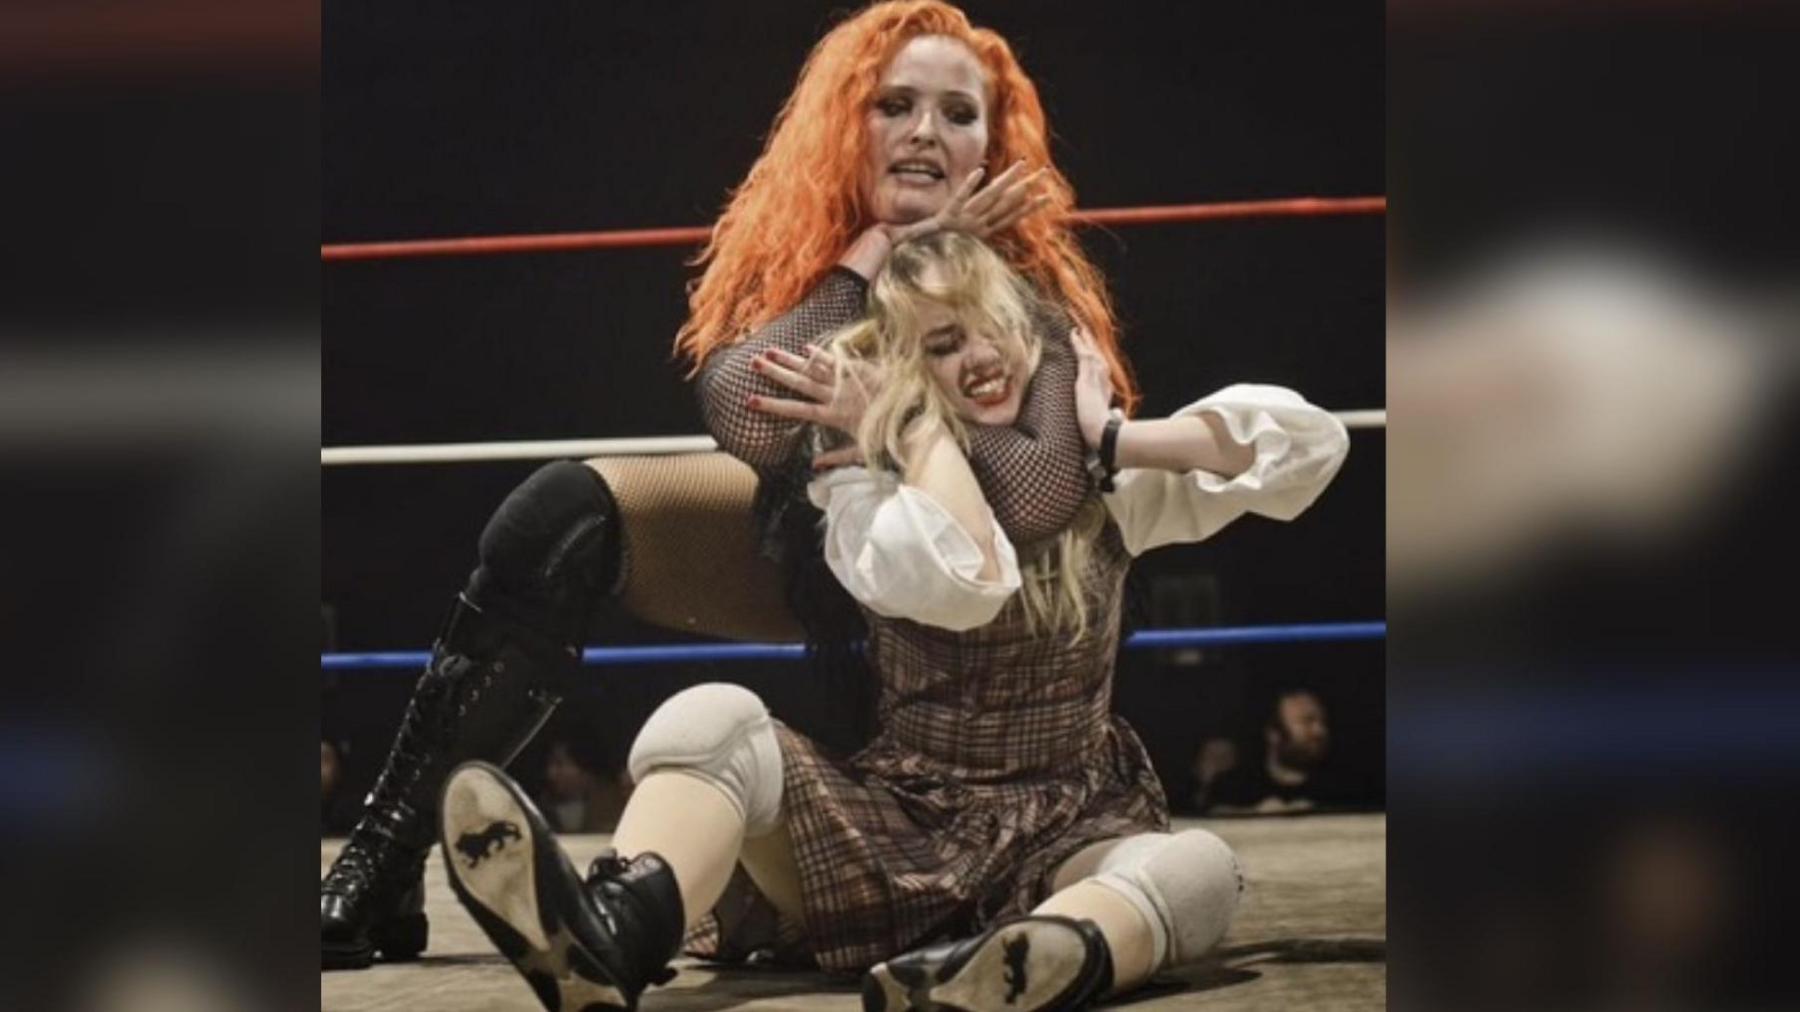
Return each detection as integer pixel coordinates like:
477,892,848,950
321,461,622,970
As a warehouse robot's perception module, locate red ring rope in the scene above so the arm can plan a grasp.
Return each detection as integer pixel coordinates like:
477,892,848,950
321,195,1384,262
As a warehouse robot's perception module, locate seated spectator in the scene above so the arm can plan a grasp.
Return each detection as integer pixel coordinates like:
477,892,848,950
541,737,632,834
1206,688,1351,814
1188,736,1240,812
321,739,359,837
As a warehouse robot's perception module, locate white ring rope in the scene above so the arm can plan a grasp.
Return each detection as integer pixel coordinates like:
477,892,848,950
1331,410,1386,430
321,410,1384,466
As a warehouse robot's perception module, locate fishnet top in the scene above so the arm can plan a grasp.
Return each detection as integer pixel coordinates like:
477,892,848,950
697,268,1091,545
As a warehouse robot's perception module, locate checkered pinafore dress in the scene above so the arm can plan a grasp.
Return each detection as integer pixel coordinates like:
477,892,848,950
687,517,1169,972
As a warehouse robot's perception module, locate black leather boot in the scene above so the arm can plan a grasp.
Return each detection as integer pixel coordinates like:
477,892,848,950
440,760,684,1011
319,598,570,969
322,460,622,970
862,915,1115,1012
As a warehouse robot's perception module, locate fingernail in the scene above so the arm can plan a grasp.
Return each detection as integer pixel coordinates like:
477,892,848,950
747,395,761,408
749,358,763,372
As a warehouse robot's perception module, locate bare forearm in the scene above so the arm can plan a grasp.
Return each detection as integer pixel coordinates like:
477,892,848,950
902,425,1001,581
1111,414,1255,477
836,228,893,282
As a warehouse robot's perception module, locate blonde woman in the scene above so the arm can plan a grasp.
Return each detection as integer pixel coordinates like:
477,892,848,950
438,231,1349,1011
782,230,1348,1007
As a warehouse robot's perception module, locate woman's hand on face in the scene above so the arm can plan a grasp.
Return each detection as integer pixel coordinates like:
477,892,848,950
747,345,880,467
887,161,1054,244
1070,325,1115,449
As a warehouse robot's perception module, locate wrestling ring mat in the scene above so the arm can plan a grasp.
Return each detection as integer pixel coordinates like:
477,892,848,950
323,195,1386,1009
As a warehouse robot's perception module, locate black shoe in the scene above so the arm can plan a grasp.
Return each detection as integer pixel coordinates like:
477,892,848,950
439,761,684,1011
320,825,431,969
321,599,564,970
862,915,1115,1012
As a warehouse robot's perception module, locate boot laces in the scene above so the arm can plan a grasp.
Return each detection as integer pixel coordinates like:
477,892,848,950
322,656,467,898
362,655,478,820
583,850,678,987
586,849,630,883
321,841,373,895
322,822,410,896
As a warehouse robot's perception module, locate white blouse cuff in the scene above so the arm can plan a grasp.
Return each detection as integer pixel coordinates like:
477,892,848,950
808,467,1021,630
1173,384,1325,498
1103,384,1350,554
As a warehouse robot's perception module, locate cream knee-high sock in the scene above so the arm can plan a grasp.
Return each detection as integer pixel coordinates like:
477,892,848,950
1032,879,1158,993
610,771,746,928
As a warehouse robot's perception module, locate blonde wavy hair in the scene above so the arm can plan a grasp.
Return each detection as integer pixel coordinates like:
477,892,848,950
673,0,1137,414
827,231,1107,642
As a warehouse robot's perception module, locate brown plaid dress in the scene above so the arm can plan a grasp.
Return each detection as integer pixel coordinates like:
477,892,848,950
686,517,1169,973
687,270,1161,971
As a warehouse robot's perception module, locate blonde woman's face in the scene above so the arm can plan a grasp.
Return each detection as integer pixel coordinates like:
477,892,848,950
863,36,990,226
913,295,1027,426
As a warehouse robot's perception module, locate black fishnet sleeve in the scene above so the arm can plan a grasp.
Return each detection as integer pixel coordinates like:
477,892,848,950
698,268,870,469
697,273,1092,543
963,303,1092,544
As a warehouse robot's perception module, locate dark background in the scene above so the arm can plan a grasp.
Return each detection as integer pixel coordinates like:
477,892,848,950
1388,7,1800,1007
322,1,1383,812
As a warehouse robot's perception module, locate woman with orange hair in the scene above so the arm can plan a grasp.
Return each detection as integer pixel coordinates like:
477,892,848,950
423,5,1347,1011
319,0,1092,980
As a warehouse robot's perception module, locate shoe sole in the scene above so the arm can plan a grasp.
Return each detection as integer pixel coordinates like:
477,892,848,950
863,918,1100,1012
440,761,634,1011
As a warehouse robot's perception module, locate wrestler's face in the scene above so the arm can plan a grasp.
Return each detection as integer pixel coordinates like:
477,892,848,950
864,35,990,226
914,295,1027,427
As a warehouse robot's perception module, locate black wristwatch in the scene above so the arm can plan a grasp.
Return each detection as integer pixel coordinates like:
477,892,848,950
1089,409,1125,492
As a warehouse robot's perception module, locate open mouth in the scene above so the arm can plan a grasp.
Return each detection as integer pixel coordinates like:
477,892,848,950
961,371,1010,407
889,158,946,184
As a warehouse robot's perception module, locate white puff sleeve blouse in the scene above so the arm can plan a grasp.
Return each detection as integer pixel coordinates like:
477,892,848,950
1103,383,1349,556
807,467,1023,631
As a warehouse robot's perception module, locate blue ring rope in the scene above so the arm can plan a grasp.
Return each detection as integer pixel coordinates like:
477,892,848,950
322,621,1384,671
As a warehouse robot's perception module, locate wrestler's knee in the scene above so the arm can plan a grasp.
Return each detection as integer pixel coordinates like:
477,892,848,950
1092,829,1245,968
468,460,623,637
627,682,784,837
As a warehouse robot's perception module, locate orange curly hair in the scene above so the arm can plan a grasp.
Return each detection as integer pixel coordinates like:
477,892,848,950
673,0,1137,412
